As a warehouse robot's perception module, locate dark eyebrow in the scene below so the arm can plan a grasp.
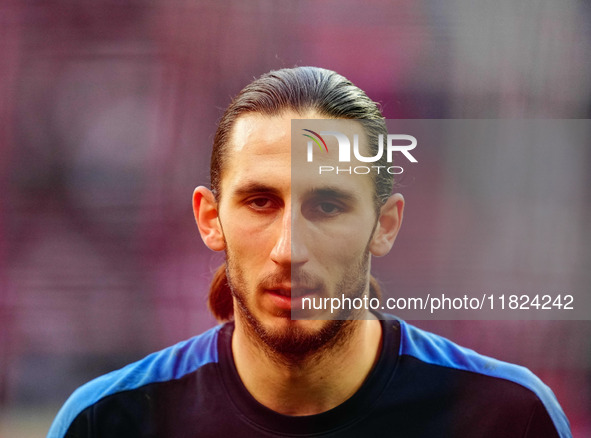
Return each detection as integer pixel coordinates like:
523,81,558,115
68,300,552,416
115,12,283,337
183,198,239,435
232,182,358,203
232,181,282,198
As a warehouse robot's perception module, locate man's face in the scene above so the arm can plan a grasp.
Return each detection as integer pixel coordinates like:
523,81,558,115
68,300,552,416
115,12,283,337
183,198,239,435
215,111,384,359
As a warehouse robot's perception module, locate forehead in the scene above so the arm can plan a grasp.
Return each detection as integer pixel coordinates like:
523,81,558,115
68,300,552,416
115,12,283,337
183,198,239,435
230,112,293,156
221,111,375,199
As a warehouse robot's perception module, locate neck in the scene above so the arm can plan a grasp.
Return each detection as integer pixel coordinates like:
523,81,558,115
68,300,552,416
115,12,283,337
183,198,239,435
232,312,383,416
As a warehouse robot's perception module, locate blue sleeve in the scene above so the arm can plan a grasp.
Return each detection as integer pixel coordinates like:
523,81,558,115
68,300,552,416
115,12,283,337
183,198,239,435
47,325,221,437
399,320,571,438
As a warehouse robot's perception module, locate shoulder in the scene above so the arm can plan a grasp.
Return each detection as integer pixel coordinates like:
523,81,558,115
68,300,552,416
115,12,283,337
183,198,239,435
47,324,224,438
393,317,571,437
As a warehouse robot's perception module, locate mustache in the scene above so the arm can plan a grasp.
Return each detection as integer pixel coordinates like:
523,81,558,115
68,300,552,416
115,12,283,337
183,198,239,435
259,269,323,291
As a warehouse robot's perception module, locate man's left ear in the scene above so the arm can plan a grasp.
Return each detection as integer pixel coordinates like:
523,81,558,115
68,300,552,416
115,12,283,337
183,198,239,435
369,193,404,257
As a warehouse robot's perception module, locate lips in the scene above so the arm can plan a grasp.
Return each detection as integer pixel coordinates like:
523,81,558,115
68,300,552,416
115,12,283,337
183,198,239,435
265,285,320,312
271,288,291,297
261,273,322,313
268,286,317,298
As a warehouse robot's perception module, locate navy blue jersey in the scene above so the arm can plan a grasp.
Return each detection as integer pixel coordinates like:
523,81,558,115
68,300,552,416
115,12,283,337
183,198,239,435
48,316,571,437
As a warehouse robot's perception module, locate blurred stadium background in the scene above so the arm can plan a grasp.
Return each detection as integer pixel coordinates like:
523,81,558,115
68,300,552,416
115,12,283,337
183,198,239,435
1,0,590,436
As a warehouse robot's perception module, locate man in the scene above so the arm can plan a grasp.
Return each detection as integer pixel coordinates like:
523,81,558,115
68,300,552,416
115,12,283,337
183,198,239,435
48,67,571,437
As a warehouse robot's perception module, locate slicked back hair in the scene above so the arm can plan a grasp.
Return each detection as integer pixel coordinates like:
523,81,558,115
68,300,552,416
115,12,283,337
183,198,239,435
207,67,392,321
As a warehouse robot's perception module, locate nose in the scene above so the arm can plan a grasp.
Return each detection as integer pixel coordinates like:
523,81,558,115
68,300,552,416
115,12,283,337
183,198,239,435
270,204,309,267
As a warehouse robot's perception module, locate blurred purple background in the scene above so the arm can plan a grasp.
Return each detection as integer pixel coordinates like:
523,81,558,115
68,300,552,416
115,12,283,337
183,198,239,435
1,0,590,435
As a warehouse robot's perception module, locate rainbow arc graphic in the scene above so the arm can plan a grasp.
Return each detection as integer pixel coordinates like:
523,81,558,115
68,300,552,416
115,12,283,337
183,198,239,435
302,129,328,153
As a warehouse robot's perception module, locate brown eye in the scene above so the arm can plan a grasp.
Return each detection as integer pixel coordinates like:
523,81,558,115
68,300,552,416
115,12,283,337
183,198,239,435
316,202,341,215
249,198,273,209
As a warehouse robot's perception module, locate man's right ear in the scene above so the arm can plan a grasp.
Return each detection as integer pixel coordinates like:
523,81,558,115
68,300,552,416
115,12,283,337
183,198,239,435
193,186,226,251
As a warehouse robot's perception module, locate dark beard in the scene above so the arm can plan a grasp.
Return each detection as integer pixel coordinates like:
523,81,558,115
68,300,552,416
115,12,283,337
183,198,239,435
235,295,354,365
225,250,370,365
